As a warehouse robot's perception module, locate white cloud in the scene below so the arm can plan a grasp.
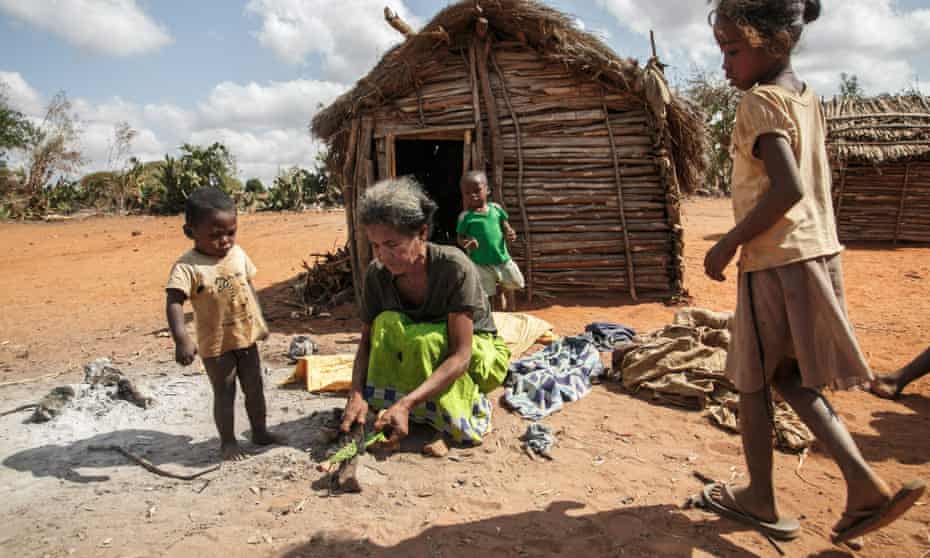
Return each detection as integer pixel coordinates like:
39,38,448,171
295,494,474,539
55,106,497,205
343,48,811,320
245,0,421,82
190,127,325,182
142,104,196,137
0,0,172,57
595,0,717,65
0,71,44,115
4,73,338,184
793,0,930,94
597,0,930,95
199,79,346,130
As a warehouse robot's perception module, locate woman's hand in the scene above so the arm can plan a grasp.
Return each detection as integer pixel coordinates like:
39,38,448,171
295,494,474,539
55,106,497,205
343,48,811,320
704,234,738,282
374,400,411,445
340,391,369,433
462,237,479,252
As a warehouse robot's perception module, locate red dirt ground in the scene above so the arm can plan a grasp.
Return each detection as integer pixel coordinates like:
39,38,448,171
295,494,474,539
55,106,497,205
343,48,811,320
1,198,929,557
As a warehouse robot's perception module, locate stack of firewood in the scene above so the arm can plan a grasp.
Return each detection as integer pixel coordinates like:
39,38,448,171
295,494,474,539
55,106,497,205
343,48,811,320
296,246,354,315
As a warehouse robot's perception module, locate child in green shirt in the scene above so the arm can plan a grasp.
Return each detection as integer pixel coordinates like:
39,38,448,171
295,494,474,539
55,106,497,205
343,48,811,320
456,171,525,309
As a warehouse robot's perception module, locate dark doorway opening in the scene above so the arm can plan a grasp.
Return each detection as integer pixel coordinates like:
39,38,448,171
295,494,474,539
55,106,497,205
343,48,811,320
395,139,464,245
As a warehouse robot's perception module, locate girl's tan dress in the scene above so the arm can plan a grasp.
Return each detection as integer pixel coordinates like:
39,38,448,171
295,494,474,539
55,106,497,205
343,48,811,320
725,84,871,393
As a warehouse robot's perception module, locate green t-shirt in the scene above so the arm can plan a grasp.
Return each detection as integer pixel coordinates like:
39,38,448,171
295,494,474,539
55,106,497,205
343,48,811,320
360,243,496,333
456,203,511,265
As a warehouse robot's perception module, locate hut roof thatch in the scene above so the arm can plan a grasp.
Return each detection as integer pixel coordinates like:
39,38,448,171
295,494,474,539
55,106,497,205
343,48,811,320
824,94,930,164
310,0,706,194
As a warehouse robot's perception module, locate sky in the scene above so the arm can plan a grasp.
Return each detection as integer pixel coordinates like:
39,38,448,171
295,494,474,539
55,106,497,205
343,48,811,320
2,0,930,185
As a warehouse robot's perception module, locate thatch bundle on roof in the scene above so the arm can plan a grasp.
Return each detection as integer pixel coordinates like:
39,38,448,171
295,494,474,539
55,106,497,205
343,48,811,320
312,0,707,301
825,94,930,243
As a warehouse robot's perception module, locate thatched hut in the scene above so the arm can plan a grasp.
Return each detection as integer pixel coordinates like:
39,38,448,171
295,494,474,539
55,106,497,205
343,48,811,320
312,0,706,302
825,95,930,243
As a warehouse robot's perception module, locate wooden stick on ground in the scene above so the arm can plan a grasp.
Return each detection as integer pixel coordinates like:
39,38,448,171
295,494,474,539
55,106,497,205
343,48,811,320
0,403,37,417
0,370,70,388
88,445,220,481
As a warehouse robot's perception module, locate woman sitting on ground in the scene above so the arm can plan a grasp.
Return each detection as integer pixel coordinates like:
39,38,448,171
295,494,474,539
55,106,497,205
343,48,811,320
340,177,510,450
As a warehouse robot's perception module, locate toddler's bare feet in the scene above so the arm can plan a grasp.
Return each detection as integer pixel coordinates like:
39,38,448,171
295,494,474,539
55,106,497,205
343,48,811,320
221,441,248,461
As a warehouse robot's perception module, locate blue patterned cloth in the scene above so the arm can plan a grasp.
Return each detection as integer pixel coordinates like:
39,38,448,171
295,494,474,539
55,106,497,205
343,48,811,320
584,322,636,352
503,336,604,420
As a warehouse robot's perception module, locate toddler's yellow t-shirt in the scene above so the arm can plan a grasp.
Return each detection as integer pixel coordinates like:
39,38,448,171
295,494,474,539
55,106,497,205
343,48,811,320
166,245,268,359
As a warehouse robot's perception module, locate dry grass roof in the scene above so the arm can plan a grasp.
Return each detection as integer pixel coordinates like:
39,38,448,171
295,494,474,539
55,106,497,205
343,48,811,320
310,0,706,194
825,94,930,164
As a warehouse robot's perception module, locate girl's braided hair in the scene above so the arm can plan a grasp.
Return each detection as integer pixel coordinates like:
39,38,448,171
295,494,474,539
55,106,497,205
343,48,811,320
710,0,821,55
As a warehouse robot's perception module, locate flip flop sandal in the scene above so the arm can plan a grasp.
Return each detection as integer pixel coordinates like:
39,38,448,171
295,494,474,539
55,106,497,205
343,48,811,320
700,483,801,541
832,480,926,544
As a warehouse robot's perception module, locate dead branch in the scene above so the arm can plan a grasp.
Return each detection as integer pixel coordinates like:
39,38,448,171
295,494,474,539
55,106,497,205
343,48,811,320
88,445,220,481
0,404,37,417
384,7,415,38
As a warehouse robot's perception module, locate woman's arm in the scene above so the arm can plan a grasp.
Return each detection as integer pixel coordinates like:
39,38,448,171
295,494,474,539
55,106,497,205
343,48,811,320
374,312,474,442
704,133,804,281
340,323,372,432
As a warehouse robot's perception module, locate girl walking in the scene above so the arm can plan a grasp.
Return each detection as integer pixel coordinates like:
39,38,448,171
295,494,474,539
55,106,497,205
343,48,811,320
700,0,924,544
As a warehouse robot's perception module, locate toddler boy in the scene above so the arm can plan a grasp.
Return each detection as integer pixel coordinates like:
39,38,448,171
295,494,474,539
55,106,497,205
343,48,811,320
166,187,283,461
456,171,525,309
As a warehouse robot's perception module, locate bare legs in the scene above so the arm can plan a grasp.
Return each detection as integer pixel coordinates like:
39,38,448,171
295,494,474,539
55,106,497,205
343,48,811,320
714,361,890,533
203,345,283,461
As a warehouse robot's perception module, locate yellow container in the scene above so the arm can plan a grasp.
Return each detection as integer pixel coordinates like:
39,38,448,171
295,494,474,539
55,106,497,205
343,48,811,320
281,354,354,393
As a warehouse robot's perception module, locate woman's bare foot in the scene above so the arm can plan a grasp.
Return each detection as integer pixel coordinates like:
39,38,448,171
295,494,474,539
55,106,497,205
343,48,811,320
422,434,449,457
221,441,248,461
252,431,286,446
870,375,903,400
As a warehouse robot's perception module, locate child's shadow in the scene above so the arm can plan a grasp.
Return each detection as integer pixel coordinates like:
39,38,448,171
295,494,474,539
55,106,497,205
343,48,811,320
2,410,342,483
2,428,221,483
852,393,930,466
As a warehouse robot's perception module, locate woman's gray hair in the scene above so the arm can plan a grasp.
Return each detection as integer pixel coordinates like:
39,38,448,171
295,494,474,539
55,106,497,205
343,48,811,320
358,177,438,235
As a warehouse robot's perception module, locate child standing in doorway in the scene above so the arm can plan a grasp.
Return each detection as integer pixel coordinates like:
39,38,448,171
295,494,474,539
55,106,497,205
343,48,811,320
700,0,924,544
456,171,525,309
166,187,283,461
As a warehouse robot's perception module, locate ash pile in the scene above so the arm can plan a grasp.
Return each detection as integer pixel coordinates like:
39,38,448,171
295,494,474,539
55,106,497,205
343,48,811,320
15,358,153,423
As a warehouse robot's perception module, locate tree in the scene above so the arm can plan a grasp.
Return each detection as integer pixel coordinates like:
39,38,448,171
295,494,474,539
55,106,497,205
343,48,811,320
684,70,741,195
839,73,864,100
0,84,36,161
20,92,84,215
263,155,334,211
156,142,241,214
99,121,141,213
245,178,265,193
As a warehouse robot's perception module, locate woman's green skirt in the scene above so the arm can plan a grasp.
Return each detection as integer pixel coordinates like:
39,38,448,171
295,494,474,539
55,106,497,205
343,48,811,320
363,311,510,443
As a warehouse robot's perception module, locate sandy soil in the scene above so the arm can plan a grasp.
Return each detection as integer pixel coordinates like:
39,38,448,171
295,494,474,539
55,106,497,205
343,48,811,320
0,198,928,558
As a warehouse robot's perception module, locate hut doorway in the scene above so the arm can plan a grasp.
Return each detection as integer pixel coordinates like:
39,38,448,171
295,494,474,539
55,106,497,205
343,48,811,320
395,138,464,245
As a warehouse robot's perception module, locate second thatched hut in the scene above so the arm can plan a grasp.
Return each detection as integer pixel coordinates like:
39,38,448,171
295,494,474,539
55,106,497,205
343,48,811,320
825,94,930,243
312,0,706,302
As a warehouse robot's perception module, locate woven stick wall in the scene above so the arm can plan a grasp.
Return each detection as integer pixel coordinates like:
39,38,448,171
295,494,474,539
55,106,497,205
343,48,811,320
312,0,707,301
